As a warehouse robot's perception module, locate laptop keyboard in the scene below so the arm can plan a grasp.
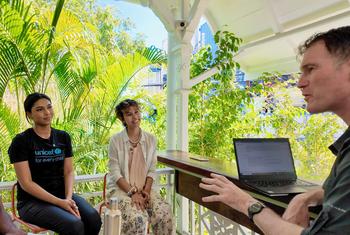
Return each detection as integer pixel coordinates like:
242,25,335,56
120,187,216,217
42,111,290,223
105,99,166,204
250,179,315,187
251,180,293,187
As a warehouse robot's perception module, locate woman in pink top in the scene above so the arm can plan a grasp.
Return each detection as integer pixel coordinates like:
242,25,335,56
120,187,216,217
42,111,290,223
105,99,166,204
107,99,174,235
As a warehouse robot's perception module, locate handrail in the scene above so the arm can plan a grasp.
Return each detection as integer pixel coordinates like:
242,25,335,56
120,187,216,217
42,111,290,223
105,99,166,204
0,181,16,191
0,168,174,209
0,168,174,191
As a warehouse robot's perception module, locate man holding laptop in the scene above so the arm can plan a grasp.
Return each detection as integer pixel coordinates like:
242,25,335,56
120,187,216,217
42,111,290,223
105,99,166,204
200,26,350,234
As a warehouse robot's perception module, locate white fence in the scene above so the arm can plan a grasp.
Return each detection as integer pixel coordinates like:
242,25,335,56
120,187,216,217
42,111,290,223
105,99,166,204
0,168,174,209
0,168,256,235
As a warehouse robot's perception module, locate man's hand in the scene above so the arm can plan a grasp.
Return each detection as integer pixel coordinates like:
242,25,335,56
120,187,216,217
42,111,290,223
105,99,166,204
283,187,324,227
199,173,253,215
282,193,310,227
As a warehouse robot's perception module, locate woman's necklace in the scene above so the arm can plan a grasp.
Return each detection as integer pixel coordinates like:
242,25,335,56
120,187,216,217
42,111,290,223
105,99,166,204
129,130,141,149
33,126,51,139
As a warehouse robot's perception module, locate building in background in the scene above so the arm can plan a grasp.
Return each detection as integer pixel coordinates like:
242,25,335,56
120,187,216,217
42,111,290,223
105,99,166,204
192,22,218,58
142,20,219,92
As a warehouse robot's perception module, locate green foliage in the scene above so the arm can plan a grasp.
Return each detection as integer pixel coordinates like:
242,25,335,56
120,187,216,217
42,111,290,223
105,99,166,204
295,114,342,180
189,31,266,159
0,0,166,183
0,0,344,208
35,0,146,54
0,0,46,97
213,30,242,71
188,33,345,181
0,103,21,181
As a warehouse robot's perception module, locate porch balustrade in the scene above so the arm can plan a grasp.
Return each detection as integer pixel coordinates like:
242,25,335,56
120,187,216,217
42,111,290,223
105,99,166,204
0,167,256,235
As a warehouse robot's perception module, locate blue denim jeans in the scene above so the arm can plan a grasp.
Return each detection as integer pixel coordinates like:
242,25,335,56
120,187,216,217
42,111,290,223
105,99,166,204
18,194,101,235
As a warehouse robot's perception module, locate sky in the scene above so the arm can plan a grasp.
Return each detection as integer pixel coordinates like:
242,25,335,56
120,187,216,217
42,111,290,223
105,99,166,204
96,0,168,49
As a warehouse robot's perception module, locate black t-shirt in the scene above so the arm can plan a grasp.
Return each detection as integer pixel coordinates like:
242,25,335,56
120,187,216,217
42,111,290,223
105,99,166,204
8,128,73,203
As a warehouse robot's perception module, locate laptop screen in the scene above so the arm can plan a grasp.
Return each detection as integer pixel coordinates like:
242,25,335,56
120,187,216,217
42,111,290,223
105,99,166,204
233,138,296,177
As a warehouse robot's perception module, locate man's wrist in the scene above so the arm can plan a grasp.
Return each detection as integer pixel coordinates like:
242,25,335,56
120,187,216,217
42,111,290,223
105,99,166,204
242,197,258,216
247,201,266,222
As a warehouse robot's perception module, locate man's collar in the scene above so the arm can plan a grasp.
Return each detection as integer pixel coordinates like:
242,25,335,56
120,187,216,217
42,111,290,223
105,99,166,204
329,127,350,155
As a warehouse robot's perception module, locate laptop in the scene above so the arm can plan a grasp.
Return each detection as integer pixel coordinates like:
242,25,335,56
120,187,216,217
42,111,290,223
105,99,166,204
233,138,319,196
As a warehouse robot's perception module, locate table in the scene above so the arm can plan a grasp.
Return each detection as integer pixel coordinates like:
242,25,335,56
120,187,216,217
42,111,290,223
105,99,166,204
158,150,321,234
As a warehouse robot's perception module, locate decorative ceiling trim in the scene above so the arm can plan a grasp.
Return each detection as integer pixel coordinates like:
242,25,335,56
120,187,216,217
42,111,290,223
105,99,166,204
238,9,350,53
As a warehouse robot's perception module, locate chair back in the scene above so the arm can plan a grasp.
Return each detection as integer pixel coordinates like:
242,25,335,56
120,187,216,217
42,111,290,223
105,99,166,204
11,182,48,234
99,173,108,215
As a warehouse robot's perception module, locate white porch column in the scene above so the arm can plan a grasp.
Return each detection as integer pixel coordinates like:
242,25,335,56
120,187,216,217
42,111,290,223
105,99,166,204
176,41,192,234
177,42,192,151
167,37,193,234
166,33,179,150
144,1,209,233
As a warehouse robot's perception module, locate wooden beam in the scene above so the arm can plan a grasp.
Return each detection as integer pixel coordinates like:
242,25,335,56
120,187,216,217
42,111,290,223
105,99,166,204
187,67,219,88
264,0,283,33
183,0,209,42
238,9,350,52
148,0,177,32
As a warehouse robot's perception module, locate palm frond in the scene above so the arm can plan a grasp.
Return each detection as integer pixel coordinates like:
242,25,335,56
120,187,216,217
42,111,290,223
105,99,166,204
0,102,21,149
138,46,167,65
0,0,48,97
53,50,99,123
41,0,65,91
90,47,167,140
54,51,81,100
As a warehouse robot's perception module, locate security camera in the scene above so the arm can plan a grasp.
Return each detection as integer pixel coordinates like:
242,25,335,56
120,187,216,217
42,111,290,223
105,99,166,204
175,20,187,30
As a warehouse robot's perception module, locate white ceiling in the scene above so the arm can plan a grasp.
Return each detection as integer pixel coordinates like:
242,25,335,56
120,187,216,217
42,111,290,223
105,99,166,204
205,0,350,78
121,0,350,79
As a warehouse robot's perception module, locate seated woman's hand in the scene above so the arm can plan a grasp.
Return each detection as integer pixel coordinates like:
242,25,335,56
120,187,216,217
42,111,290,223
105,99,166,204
67,198,81,218
58,199,81,218
141,189,150,202
131,192,146,211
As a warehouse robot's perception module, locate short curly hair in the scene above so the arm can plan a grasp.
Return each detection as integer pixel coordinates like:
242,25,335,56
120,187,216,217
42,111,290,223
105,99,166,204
115,99,140,127
298,26,350,62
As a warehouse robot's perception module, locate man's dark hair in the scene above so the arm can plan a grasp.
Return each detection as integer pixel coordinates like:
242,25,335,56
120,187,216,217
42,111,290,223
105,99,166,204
115,99,140,127
298,26,350,61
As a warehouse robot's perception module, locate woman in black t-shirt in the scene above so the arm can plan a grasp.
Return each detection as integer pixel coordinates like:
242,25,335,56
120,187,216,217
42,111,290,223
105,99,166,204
8,93,101,235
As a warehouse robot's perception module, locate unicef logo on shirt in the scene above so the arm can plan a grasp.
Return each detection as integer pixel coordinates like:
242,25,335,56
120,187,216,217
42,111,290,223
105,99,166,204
54,148,62,155
35,148,63,157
